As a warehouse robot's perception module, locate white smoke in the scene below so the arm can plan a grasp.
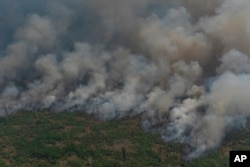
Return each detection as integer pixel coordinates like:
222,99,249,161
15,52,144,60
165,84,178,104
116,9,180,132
0,0,250,159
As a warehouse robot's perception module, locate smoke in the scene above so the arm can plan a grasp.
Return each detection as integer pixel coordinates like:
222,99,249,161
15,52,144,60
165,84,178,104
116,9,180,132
0,0,250,159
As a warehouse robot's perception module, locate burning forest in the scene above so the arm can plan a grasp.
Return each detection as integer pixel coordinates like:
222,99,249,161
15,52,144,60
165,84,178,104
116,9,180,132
0,0,250,159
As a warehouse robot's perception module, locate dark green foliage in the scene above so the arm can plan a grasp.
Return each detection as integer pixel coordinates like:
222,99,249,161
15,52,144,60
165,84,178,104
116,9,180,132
0,111,249,166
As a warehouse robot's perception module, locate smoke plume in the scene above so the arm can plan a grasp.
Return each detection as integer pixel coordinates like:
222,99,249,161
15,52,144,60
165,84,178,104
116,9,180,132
0,0,250,159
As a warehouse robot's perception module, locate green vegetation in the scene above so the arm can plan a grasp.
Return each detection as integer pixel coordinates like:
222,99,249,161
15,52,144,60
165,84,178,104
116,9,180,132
0,111,249,167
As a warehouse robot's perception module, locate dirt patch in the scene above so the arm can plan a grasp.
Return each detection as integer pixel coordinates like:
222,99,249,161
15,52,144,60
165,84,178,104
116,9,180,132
0,136,9,143
90,144,97,150
64,126,74,132
3,145,16,155
77,127,92,138
106,140,134,153
45,141,66,148
57,154,85,166
152,143,168,161
101,130,107,136
152,143,163,152
0,158,11,166
85,127,92,134
222,145,231,157
27,137,34,142
73,140,82,145
77,132,87,138
12,125,23,129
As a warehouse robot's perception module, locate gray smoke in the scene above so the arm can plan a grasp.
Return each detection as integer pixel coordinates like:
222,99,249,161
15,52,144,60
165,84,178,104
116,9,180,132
0,0,250,159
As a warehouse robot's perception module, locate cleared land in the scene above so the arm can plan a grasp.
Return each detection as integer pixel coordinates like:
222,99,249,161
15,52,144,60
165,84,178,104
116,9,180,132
0,111,249,167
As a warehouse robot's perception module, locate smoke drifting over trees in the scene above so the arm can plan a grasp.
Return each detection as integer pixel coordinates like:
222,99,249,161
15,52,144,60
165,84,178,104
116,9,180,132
0,0,250,159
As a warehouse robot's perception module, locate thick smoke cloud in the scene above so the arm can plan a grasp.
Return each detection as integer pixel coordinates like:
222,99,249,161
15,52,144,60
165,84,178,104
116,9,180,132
0,0,250,159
